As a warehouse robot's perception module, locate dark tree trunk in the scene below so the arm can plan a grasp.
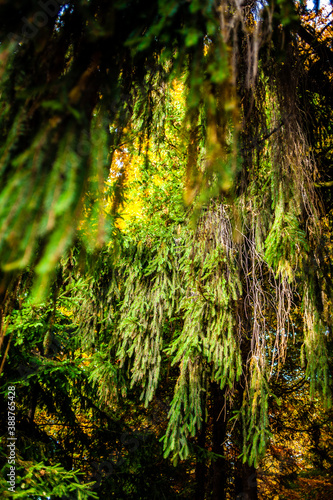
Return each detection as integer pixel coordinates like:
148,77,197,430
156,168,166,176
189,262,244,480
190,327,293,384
235,462,258,500
234,294,259,500
28,382,39,424
195,399,207,500
211,382,228,500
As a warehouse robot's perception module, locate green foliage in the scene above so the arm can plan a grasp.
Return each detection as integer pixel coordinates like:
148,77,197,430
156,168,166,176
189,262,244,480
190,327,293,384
0,461,98,499
0,1,333,498
0,0,235,294
265,183,309,282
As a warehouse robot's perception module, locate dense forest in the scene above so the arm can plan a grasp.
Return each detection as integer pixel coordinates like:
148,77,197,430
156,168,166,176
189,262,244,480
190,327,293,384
0,0,332,498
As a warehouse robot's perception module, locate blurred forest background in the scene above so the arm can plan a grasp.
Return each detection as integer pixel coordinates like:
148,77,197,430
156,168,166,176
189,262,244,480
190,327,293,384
0,0,332,498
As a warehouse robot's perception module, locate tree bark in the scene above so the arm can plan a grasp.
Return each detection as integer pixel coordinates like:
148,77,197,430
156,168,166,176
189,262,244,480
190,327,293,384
195,401,207,500
28,382,39,425
235,462,258,500
211,382,228,500
234,294,259,500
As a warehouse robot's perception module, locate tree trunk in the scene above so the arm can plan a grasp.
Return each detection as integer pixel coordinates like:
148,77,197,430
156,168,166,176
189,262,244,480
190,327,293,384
234,295,259,500
195,403,207,500
235,462,258,500
28,382,39,424
211,382,228,500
